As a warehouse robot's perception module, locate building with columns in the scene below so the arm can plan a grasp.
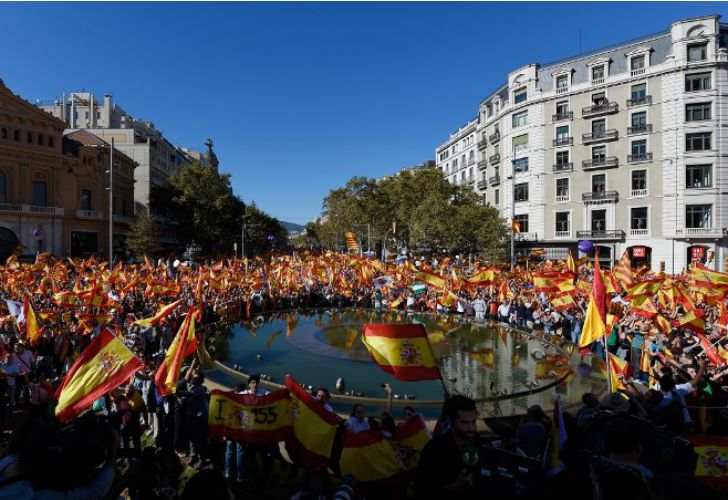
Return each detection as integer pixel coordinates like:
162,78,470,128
436,15,728,273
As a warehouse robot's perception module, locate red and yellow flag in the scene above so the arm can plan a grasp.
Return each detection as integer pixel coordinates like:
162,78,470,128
607,352,633,393
579,249,607,347
672,309,706,334
135,299,183,328
285,376,338,472
361,323,441,381
339,415,431,482
345,231,359,252
208,389,293,444
22,295,40,345
54,328,143,422
414,270,446,290
687,435,728,491
154,308,197,397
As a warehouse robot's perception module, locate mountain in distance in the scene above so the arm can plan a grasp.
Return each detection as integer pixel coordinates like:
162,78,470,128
280,220,306,234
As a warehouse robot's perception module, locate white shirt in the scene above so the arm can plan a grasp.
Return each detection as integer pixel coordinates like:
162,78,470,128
498,304,510,317
346,417,370,434
662,382,694,424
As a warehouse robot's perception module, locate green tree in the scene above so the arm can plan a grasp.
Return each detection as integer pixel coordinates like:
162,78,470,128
241,203,289,257
125,212,163,258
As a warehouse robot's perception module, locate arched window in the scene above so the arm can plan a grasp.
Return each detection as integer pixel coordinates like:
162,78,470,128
0,171,6,204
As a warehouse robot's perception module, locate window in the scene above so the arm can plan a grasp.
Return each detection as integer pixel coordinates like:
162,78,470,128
13,130,19,141
0,171,5,204
556,150,570,166
686,132,711,151
688,43,707,62
685,72,711,91
32,181,47,207
26,132,32,144
556,125,569,140
592,145,606,161
632,170,647,192
80,189,92,210
592,119,606,137
592,92,606,106
592,65,605,81
495,189,499,204
631,55,645,71
48,137,54,148
556,74,568,89
686,164,712,188
36,134,43,146
453,158,458,168
631,111,647,127
514,88,527,104
0,128,6,139
631,139,647,157
512,111,528,128
122,199,128,217
514,158,529,172
631,207,648,230
556,178,569,199
591,209,607,232
686,204,712,228
513,214,529,233
686,102,711,121
630,83,647,103
555,101,569,116
555,212,570,234
513,134,528,152
514,183,529,202
592,174,606,193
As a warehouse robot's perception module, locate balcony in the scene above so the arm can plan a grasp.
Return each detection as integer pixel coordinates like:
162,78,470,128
576,230,626,240
552,111,573,122
76,209,103,220
556,194,570,203
630,229,649,236
627,95,652,107
489,153,501,165
627,124,653,135
515,232,538,242
582,190,619,203
631,189,648,197
553,136,573,147
468,159,476,166
627,152,653,163
477,180,488,190
552,162,573,173
631,68,646,77
488,131,501,143
113,214,136,225
555,230,572,239
489,175,501,186
0,203,64,217
477,139,488,150
582,156,618,170
582,102,618,117
466,176,475,185
675,227,722,238
582,129,618,144
556,86,569,94
592,77,605,85
477,160,488,170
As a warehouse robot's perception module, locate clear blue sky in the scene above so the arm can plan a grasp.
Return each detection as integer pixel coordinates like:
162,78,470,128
1,2,725,223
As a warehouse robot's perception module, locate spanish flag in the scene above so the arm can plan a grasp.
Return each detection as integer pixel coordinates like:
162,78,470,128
579,249,607,348
154,309,197,397
607,352,633,393
566,250,576,274
551,292,576,311
22,295,40,345
135,299,183,328
54,328,143,422
687,435,728,491
285,376,338,472
467,268,497,286
345,231,359,252
672,309,705,334
414,270,446,290
208,389,293,444
339,415,431,482
361,323,441,381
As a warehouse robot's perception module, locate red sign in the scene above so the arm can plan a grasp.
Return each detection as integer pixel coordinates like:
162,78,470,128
632,247,646,258
691,246,706,260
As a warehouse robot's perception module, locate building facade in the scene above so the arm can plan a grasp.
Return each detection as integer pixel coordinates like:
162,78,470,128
39,93,198,215
436,15,728,273
0,81,136,259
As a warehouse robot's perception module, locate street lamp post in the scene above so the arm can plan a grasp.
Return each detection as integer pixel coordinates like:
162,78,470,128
382,228,393,262
106,138,115,263
510,149,516,272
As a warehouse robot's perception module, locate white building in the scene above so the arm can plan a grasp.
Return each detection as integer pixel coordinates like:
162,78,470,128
437,15,728,273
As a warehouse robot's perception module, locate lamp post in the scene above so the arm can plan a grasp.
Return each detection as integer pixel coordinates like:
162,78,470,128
382,228,393,262
510,146,517,272
105,138,115,263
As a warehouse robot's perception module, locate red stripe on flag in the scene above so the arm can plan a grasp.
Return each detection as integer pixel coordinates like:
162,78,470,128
362,323,427,339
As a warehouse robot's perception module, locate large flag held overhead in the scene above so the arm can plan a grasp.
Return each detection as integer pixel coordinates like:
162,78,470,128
361,323,441,381
154,308,197,397
22,295,40,345
135,299,183,328
579,249,607,347
339,415,431,482
285,375,338,472
54,328,143,422
208,389,293,444
607,352,634,392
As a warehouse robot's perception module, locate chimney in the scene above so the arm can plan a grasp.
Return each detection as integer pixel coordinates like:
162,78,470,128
103,94,112,127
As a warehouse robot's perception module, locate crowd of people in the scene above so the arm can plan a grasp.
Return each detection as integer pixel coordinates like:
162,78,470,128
0,250,725,498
